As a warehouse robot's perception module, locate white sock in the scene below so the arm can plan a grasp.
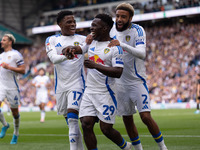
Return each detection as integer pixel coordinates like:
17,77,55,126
158,140,167,149
77,127,84,150
41,111,45,121
68,118,80,150
13,115,20,136
133,143,143,150
0,109,7,126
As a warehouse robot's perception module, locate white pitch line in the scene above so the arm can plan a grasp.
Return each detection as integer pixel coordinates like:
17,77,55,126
6,134,200,138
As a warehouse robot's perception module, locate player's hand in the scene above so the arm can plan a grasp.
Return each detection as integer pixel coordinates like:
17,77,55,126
86,34,93,45
108,39,120,47
1,62,10,69
84,59,96,69
62,46,75,59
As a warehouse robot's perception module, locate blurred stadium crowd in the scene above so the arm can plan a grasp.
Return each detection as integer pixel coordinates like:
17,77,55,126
37,0,200,27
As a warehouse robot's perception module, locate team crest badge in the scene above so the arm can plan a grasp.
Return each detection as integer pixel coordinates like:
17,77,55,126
104,48,110,54
74,42,79,46
126,35,131,42
8,56,11,59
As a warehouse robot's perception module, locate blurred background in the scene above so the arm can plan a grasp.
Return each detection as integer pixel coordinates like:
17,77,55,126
0,0,200,111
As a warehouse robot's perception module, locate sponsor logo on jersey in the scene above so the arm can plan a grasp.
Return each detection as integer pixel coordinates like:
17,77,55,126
126,35,131,42
89,55,104,65
90,47,95,51
136,39,144,45
116,58,123,64
46,43,52,52
72,101,78,106
74,42,79,46
55,43,62,47
104,48,110,54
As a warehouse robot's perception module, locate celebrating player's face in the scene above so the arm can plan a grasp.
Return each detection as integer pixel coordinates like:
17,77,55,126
0,36,11,49
90,18,104,41
59,15,76,36
116,10,132,31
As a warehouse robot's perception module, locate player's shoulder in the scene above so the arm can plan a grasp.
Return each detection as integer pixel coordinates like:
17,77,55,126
46,33,61,43
11,49,23,57
74,34,86,40
74,34,86,38
112,45,123,55
129,23,145,36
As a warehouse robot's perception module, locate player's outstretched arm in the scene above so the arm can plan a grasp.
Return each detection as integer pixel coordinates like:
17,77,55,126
108,40,146,60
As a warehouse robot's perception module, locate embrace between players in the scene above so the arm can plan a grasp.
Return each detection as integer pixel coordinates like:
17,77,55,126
45,2,168,150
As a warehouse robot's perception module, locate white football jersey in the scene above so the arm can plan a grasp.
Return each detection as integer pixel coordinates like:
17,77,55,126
110,23,147,85
32,75,50,96
83,40,124,94
45,34,86,94
0,49,24,90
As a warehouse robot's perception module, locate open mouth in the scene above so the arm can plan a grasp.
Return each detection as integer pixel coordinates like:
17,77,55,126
117,23,123,29
70,27,76,32
91,32,95,37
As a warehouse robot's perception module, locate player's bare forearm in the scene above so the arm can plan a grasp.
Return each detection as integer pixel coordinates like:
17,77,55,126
108,39,120,47
62,46,82,59
96,65,123,78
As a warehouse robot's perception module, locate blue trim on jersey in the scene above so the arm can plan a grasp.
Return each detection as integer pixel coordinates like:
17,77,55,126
81,68,86,92
116,61,124,64
105,77,117,108
13,75,20,93
132,24,143,37
134,60,149,93
112,35,117,39
116,46,123,54
54,67,58,94
45,36,51,44
45,34,61,44
136,41,145,46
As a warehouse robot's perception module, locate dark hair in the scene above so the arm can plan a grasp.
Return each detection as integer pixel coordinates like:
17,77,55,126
95,13,114,29
38,68,46,74
57,10,73,24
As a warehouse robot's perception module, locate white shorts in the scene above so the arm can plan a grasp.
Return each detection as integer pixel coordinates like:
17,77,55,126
116,83,151,116
35,93,48,105
0,89,20,108
56,89,83,117
79,89,117,124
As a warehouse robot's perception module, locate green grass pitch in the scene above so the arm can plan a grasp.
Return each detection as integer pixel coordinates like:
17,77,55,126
0,109,200,150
